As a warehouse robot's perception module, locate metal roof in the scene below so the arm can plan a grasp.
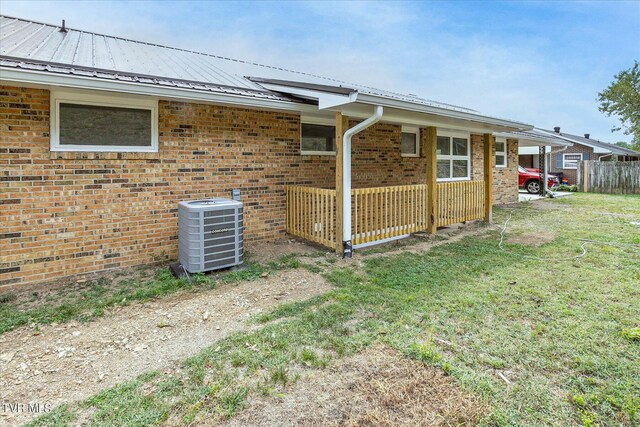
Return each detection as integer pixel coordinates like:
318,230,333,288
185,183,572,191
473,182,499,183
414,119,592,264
0,15,530,129
538,129,640,156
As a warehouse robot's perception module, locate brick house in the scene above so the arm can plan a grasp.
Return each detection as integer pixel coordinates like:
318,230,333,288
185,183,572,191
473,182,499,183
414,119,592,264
519,127,640,185
2,16,542,288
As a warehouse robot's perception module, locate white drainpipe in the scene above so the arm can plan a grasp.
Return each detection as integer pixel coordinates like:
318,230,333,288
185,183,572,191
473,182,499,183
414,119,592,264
342,106,384,258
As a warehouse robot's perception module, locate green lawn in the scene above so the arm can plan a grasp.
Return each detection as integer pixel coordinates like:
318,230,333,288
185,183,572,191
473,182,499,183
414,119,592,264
27,193,640,426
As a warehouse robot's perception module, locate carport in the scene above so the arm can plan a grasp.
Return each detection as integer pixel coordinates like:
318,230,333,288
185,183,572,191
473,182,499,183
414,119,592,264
496,129,573,196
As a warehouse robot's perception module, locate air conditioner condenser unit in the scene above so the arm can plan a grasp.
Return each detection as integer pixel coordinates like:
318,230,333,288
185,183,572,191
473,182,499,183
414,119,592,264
178,198,243,273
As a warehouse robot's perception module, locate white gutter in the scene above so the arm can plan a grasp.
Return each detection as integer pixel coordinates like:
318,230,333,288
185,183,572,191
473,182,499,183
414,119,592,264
252,80,533,131
354,93,532,131
342,105,384,257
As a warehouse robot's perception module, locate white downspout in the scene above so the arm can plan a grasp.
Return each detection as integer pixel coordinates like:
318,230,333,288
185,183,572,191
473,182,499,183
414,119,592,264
342,105,383,258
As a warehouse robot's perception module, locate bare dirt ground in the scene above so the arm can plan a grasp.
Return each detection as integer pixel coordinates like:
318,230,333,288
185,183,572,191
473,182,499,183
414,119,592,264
507,231,557,246
247,239,326,265
220,345,487,427
0,269,331,426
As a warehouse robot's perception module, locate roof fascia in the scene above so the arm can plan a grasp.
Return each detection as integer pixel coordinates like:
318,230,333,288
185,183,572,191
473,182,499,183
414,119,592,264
494,131,573,147
251,78,532,131
353,93,532,131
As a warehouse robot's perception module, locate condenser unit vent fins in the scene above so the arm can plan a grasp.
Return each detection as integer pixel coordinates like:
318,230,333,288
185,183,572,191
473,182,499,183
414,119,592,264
178,198,243,273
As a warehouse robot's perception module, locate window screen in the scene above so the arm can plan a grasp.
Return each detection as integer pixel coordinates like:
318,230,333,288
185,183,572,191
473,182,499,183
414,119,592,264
59,103,152,147
401,132,418,156
301,123,336,153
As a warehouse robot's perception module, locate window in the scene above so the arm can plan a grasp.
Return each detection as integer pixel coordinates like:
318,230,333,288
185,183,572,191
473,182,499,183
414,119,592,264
563,153,582,169
436,133,470,181
495,138,507,167
51,90,158,152
301,123,336,155
401,127,419,157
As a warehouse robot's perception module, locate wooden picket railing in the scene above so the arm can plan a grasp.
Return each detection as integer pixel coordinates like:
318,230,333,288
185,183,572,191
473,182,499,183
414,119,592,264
436,180,485,227
286,186,337,248
352,184,428,246
286,181,484,250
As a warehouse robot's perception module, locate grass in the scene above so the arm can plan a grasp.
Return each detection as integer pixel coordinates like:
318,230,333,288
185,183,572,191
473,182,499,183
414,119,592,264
0,257,300,336
25,193,640,426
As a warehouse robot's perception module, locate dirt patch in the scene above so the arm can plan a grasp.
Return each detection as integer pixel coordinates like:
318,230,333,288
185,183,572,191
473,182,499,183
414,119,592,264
247,239,329,265
0,269,331,426
508,231,558,246
221,345,487,427
356,220,489,260
531,198,572,211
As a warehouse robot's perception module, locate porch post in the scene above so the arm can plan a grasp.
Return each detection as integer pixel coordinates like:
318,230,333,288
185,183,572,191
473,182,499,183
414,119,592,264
425,126,437,233
483,133,493,223
335,112,347,254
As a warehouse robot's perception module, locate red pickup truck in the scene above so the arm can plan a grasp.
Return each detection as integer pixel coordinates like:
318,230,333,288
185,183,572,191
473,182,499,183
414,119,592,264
518,166,559,194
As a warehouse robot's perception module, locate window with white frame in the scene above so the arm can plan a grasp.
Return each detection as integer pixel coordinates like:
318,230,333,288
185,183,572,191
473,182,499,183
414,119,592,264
51,90,158,152
436,133,470,181
563,153,582,169
401,127,419,157
495,138,507,167
301,121,336,155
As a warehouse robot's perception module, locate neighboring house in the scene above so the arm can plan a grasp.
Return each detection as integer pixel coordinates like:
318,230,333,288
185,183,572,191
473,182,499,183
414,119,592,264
519,127,640,185
2,16,542,288
499,129,573,193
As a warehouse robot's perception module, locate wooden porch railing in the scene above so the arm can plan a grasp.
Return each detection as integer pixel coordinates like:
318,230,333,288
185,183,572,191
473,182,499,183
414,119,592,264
352,184,428,246
286,181,484,250
285,186,336,248
436,180,485,227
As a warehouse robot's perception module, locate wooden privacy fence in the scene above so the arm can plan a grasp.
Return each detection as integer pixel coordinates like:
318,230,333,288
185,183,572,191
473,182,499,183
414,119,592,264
285,186,337,248
577,161,640,194
436,180,485,227
352,184,428,246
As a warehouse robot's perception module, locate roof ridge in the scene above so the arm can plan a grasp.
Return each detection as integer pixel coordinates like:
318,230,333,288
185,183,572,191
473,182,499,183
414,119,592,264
537,128,640,155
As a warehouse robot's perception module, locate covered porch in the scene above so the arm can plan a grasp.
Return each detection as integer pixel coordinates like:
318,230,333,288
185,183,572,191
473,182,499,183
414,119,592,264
285,112,495,253
254,78,531,255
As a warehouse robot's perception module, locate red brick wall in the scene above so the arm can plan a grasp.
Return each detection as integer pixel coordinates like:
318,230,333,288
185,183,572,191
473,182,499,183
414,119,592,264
1,85,519,287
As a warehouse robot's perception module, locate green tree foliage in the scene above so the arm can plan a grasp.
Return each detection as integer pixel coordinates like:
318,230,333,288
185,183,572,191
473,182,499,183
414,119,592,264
598,61,640,149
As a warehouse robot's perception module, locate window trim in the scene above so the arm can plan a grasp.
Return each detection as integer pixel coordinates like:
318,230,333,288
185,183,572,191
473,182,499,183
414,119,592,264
300,116,337,156
50,89,158,153
495,137,507,168
563,153,582,169
400,126,420,158
436,131,471,182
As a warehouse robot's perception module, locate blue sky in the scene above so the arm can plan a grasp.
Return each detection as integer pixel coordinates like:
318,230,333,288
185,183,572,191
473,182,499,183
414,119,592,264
3,0,639,142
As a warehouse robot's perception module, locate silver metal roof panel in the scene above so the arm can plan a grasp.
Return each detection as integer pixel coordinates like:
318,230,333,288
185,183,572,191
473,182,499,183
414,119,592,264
0,15,532,129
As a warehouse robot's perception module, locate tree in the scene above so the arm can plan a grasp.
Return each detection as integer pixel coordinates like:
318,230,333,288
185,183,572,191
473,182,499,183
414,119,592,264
597,61,640,150
614,141,633,149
